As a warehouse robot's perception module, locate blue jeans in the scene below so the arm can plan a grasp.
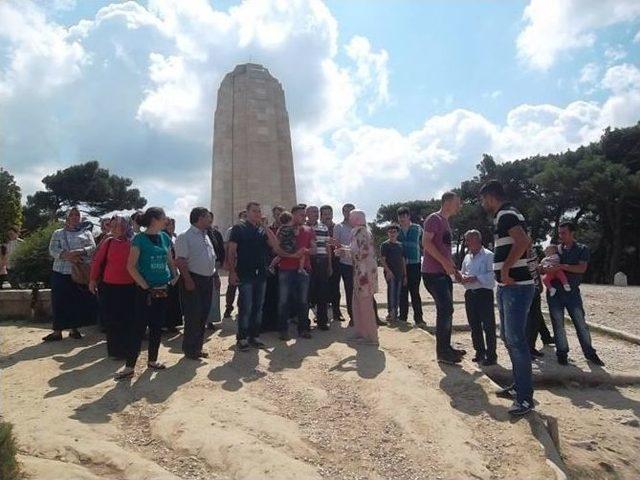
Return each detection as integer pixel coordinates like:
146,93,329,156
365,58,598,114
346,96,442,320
423,273,454,355
278,269,310,334
237,276,267,341
497,284,535,404
386,276,403,318
547,287,595,357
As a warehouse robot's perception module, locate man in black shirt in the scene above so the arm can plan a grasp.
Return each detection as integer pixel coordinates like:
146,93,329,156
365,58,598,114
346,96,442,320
542,222,604,366
480,180,535,416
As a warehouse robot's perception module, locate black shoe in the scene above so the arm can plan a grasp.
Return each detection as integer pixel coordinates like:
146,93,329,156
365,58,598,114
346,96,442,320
557,354,568,365
250,338,266,349
437,352,462,365
299,331,312,339
495,384,517,399
318,324,330,331
198,351,210,358
42,332,63,342
237,339,250,351
223,307,233,319
471,355,483,363
508,399,534,416
530,349,544,358
586,353,605,367
452,348,466,357
69,330,83,340
414,320,428,330
482,358,497,366
376,318,387,326
279,332,291,341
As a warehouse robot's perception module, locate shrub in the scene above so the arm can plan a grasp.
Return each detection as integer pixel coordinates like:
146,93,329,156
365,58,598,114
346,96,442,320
0,421,21,480
11,222,61,289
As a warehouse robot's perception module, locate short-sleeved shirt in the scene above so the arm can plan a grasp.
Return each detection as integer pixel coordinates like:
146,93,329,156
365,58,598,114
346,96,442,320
380,240,404,278
333,222,353,266
229,220,269,281
558,242,590,288
310,221,330,257
279,225,315,271
492,203,533,286
132,232,172,287
175,226,216,277
398,224,422,264
421,212,452,274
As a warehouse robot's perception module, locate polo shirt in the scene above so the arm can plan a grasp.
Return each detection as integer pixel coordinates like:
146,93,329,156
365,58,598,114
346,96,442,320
492,203,533,286
398,223,422,264
558,242,590,288
175,225,216,277
229,220,269,281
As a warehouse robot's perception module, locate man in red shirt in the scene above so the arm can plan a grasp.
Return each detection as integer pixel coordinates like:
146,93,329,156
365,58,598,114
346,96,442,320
277,205,316,340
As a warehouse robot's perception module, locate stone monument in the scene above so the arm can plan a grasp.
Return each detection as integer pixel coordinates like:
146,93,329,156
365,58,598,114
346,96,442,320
211,63,297,232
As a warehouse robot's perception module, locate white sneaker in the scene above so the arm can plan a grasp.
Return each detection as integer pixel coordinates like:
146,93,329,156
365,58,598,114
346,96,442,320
563,284,571,292
549,287,557,296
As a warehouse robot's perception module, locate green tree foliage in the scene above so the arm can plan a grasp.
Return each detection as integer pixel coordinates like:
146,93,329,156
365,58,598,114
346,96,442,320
11,222,60,288
0,169,23,243
22,161,147,232
374,123,640,284
0,422,21,480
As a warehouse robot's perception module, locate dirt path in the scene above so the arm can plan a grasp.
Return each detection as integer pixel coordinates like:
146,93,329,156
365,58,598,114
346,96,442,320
1,316,563,480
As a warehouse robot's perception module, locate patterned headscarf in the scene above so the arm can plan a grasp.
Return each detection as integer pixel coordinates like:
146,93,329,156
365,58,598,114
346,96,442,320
111,215,134,240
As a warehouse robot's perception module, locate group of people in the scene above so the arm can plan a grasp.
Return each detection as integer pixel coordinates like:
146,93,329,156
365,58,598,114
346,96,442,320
2,178,603,416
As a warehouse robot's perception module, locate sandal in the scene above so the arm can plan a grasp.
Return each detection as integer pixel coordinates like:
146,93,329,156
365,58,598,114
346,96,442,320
147,362,166,370
42,332,63,342
114,369,134,381
69,330,83,340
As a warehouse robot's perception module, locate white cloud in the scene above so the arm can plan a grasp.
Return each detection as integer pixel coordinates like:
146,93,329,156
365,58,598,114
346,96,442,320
604,45,627,63
482,90,502,100
344,35,390,113
517,0,640,70
579,63,600,85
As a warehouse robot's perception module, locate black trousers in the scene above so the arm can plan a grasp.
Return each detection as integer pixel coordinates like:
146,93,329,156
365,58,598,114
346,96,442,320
339,263,354,319
127,288,166,368
99,282,135,359
399,263,423,322
261,271,280,332
464,288,497,361
328,257,342,317
309,256,330,326
164,283,183,328
526,290,553,349
225,283,237,311
181,273,213,357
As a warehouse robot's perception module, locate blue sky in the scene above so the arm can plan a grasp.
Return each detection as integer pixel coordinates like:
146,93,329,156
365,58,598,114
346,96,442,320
1,0,639,230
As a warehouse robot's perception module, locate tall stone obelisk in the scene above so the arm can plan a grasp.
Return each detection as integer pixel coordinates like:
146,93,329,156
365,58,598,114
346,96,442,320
211,64,297,232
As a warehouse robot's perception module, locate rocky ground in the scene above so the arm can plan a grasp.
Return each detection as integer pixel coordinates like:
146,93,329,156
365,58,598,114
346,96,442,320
1,277,638,479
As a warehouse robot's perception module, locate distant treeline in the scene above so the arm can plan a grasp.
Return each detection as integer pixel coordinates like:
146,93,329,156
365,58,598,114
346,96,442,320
373,123,640,285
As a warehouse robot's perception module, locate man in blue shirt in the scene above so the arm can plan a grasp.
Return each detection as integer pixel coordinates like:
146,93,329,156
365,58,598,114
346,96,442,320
460,229,496,366
542,222,604,367
397,207,425,327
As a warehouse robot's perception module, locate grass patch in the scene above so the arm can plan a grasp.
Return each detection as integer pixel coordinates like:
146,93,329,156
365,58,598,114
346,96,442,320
0,421,21,480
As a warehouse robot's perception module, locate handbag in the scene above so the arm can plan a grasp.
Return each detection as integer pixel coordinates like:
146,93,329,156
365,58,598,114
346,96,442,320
63,230,92,285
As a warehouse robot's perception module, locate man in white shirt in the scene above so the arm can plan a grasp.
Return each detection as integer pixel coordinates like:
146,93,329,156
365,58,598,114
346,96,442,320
175,207,217,360
460,229,497,366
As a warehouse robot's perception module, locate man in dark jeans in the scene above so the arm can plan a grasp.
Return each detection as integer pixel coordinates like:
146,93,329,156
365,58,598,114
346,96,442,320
321,205,344,321
422,192,465,364
526,251,554,358
459,229,497,366
277,205,315,340
223,210,247,319
542,222,604,366
227,202,293,351
175,207,217,360
397,207,425,327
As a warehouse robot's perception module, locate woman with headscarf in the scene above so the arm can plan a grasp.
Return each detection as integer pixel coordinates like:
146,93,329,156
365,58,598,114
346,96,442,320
347,209,379,345
44,207,97,342
89,215,135,359
163,217,183,333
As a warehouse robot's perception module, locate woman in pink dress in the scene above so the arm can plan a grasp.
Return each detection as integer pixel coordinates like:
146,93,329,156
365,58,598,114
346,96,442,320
349,210,379,345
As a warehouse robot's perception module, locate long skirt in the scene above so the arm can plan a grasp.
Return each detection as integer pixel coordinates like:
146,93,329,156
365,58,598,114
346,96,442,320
100,282,136,358
164,283,183,329
352,293,378,343
51,271,97,330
